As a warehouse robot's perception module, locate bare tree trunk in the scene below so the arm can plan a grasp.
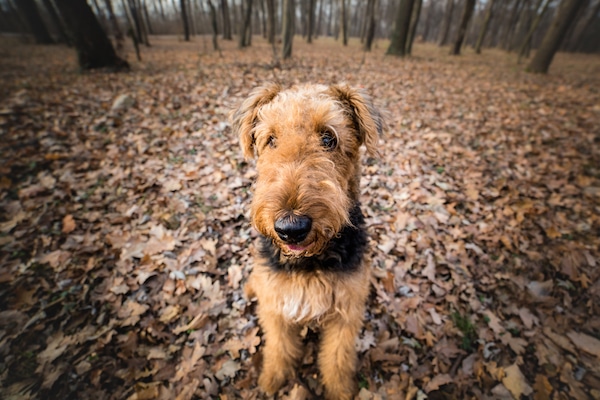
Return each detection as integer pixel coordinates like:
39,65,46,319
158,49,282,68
103,0,124,43
221,0,232,39
339,0,348,45
406,0,422,54
518,0,550,61
16,0,55,44
266,0,276,43
207,0,221,51
40,0,71,44
180,0,190,40
239,0,252,47
421,0,433,42
141,0,154,37
364,0,376,51
568,0,600,51
307,0,315,43
53,0,129,69
315,0,324,38
157,0,166,20
327,0,334,37
450,0,475,55
475,0,495,53
502,0,524,50
438,0,454,46
387,0,415,56
282,0,294,59
121,0,142,59
527,0,586,73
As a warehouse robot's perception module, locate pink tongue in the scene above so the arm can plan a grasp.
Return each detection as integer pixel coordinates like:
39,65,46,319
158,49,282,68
287,244,307,251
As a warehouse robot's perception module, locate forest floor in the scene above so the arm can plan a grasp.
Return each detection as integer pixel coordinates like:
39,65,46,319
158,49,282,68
1,34,600,400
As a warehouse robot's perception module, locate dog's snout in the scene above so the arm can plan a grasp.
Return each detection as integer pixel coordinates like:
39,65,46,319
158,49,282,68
274,214,312,243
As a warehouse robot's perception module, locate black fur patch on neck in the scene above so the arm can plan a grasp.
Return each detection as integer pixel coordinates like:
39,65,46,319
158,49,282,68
258,204,367,273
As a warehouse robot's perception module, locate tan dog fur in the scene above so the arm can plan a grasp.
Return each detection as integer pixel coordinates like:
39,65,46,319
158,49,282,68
232,83,383,400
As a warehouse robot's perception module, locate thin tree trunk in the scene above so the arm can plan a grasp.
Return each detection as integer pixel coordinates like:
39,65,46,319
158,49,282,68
450,0,475,55
53,0,129,69
40,0,71,44
266,0,276,43
207,0,221,51
221,0,232,39
526,0,586,73
180,0,190,40
315,0,324,38
121,0,142,59
502,0,524,50
157,0,166,20
16,0,54,44
104,0,124,43
406,0,422,54
421,0,433,42
282,0,294,59
475,0,494,53
307,0,315,43
438,0,454,46
569,0,600,51
517,0,550,61
386,0,415,56
364,0,376,51
339,0,347,45
239,0,252,47
327,0,334,37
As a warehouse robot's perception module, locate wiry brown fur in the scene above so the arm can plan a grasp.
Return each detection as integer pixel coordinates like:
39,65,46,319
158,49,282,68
232,83,383,400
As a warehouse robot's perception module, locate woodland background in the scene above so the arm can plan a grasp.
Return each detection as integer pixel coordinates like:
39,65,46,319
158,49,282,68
1,0,600,399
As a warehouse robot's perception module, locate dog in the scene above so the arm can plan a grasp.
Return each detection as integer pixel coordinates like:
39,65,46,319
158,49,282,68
232,83,383,399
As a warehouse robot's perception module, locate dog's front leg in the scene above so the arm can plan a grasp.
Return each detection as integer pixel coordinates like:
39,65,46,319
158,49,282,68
318,317,363,400
257,307,303,395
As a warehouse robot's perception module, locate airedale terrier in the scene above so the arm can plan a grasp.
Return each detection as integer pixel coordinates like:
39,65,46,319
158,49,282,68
232,83,383,399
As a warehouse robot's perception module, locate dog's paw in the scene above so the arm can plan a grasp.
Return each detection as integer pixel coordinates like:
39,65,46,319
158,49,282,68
258,368,288,395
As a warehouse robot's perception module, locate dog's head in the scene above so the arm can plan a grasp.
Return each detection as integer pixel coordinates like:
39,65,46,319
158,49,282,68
232,83,383,258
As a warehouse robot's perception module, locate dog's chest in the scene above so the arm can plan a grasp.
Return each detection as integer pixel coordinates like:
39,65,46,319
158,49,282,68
277,274,335,324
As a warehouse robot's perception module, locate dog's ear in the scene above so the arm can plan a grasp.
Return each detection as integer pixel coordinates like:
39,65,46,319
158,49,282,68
231,83,282,159
328,84,383,157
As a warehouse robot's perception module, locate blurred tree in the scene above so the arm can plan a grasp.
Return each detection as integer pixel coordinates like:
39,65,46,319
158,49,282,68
387,0,415,56
363,0,376,51
438,0,454,46
307,0,315,43
53,0,129,70
103,0,124,45
406,0,422,55
450,0,475,55
475,0,495,53
265,0,276,44
567,0,600,51
16,0,54,44
339,0,348,45
207,0,220,51
282,0,294,58
239,0,252,47
180,0,190,40
221,0,232,39
40,0,71,44
527,0,586,73
517,0,550,61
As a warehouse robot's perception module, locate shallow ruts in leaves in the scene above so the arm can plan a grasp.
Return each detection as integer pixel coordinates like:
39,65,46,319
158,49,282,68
0,36,599,399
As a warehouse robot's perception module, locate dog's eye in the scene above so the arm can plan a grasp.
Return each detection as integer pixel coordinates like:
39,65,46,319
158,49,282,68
267,135,277,148
320,130,337,150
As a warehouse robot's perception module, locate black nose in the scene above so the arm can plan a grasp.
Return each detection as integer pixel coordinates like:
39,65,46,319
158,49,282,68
274,214,312,243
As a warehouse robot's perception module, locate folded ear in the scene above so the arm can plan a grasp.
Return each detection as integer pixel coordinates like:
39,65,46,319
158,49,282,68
231,83,282,159
327,84,384,157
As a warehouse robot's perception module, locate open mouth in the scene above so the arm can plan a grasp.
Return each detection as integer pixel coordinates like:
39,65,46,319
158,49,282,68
285,242,314,253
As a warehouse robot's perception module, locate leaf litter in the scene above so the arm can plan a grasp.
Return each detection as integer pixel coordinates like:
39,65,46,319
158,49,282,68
0,36,599,399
